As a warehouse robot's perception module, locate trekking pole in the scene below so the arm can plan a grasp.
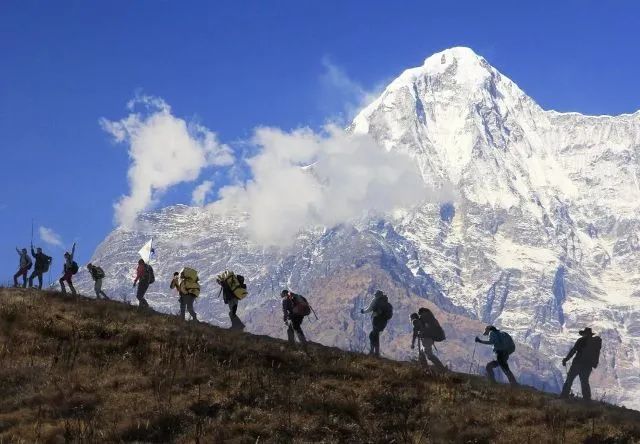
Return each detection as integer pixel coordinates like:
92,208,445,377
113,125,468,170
469,340,477,374
310,306,319,320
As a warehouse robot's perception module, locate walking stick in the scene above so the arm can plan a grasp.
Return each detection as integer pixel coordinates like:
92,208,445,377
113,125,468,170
469,340,477,374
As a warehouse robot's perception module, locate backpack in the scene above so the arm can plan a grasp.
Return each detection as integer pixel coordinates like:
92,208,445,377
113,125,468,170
419,311,446,342
583,336,602,369
291,293,311,317
495,331,516,354
375,296,393,321
145,264,155,284
94,266,105,279
179,267,200,297
41,255,52,273
70,261,79,275
216,270,248,300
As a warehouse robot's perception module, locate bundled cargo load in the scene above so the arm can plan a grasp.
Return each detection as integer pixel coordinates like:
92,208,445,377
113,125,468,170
179,267,201,297
216,270,248,300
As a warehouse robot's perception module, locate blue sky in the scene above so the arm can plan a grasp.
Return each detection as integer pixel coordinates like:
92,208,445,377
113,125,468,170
1,0,639,282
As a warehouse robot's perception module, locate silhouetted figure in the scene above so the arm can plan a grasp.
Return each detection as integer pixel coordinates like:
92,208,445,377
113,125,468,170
281,289,309,350
29,245,52,289
560,327,602,401
475,325,517,386
170,269,199,321
87,263,109,300
13,247,32,288
217,271,246,330
361,290,393,357
59,243,77,295
411,308,446,371
133,258,154,308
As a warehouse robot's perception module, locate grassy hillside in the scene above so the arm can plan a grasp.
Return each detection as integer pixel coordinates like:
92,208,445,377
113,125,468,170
0,288,639,443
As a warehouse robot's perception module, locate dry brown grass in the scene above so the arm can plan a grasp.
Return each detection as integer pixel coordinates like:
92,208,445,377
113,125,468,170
0,287,639,443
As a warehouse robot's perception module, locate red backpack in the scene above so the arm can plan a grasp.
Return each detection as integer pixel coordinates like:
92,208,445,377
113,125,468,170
291,294,311,317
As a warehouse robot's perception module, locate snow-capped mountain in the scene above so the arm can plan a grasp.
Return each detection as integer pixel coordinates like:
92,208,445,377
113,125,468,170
80,47,640,409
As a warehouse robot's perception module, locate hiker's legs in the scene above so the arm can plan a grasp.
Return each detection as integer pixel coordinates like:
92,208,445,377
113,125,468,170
179,295,187,320
229,298,238,317
287,322,296,344
497,351,517,385
369,329,379,355
35,272,43,289
578,367,592,401
422,337,445,370
28,270,38,288
95,278,109,299
186,294,198,321
370,317,387,357
291,316,307,348
94,279,104,299
136,282,150,308
486,360,499,383
59,277,66,293
560,364,580,398
67,278,76,295
14,267,27,287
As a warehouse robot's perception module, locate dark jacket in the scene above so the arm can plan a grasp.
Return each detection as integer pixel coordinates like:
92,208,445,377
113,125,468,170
282,294,303,321
31,248,51,272
565,336,592,366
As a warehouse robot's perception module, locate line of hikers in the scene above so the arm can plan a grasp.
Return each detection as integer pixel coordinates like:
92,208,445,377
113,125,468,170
11,247,602,401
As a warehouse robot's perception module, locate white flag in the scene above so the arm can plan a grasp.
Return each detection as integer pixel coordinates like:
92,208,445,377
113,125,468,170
138,238,155,263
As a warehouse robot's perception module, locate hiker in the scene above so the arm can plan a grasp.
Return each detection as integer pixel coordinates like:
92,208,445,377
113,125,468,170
87,263,109,300
475,325,517,386
13,247,32,288
560,327,602,401
361,290,393,357
29,245,52,290
216,270,247,330
281,289,309,349
170,268,199,321
411,307,446,371
59,243,77,295
132,258,154,309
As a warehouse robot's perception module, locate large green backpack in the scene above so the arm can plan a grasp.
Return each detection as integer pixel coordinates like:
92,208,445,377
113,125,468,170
179,267,200,297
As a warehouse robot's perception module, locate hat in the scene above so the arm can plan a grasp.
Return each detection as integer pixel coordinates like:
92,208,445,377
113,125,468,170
374,290,385,298
483,325,496,336
280,289,289,297
579,327,594,336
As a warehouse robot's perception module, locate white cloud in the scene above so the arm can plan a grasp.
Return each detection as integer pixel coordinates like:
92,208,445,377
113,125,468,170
100,95,234,227
191,180,214,206
320,58,379,121
217,125,430,246
39,226,64,248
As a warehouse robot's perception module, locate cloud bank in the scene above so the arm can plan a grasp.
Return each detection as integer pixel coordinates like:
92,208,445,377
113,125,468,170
39,226,64,248
100,95,233,227
217,125,428,246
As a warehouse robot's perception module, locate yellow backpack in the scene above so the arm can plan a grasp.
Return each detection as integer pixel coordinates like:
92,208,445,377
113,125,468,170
216,270,248,300
179,267,201,297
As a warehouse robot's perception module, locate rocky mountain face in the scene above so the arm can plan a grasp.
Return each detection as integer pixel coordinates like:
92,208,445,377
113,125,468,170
79,47,640,409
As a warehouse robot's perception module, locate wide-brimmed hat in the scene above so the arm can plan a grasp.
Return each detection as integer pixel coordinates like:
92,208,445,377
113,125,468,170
579,327,594,336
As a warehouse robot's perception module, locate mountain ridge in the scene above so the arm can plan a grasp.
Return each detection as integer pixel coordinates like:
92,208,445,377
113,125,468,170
80,47,640,409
